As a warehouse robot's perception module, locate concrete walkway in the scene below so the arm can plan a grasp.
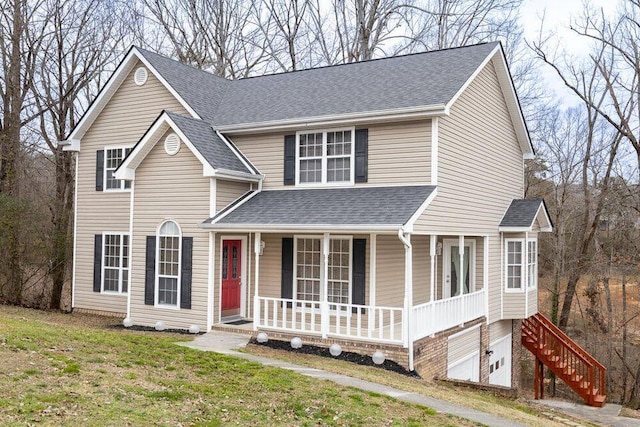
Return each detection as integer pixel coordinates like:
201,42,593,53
536,399,640,427
178,330,529,427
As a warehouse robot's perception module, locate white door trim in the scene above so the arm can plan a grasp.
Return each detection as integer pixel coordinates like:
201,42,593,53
442,238,476,298
219,235,248,321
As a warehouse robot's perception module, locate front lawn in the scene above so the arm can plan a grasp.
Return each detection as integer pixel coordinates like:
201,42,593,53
0,306,477,426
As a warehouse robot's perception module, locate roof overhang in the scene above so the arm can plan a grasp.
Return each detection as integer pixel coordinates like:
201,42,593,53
114,111,263,182
199,185,437,233
62,46,199,152
215,105,447,135
444,43,535,160
499,201,553,233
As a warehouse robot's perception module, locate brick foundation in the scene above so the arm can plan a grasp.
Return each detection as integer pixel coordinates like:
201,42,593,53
256,330,410,369
413,317,486,381
72,308,126,318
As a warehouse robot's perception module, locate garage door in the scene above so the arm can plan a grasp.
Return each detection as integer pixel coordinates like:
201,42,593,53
447,326,480,382
489,334,512,387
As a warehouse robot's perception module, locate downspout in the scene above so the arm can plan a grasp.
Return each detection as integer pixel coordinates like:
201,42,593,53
398,228,414,371
126,179,135,322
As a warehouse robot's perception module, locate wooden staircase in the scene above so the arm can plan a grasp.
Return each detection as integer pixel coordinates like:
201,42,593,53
522,313,606,407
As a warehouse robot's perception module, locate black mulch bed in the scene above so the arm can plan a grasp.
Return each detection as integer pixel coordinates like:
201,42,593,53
250,337,421,378
108,324,204,335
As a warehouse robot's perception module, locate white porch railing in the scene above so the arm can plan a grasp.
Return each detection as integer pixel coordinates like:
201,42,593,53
411,289,486,341
255,296,404,344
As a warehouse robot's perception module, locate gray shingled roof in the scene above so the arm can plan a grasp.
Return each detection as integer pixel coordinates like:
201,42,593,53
499,198,546,228
206,186,435,227
138,43,499,128
165,112,253,174
138,48,230,122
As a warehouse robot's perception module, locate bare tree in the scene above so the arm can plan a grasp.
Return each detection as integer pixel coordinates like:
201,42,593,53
0,0,48,304
33,0,128,310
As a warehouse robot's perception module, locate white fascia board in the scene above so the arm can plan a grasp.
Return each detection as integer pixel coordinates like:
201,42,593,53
217,105,447,135
535,203,553,232
445,44,501,114
444,44,535,159
199,223,402,233
211,169,263,182
61,139,81,152
215,131,261,175
114,114,169,180
65,47,199,151
404,187,438,230
498,226,532,232
133,48,200,120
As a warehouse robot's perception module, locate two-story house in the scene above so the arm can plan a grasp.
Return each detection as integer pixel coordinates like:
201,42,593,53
62,42,553,388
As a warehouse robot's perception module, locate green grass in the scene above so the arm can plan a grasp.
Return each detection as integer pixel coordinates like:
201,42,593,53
0,306,480,426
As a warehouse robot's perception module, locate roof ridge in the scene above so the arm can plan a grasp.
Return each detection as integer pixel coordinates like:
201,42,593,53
135,46,231,82
237,42,500,81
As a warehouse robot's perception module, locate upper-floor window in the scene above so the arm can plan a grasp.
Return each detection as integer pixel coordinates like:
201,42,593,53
296,129,354,185
505,238,537,291
105,147,132,190
102,233,129,294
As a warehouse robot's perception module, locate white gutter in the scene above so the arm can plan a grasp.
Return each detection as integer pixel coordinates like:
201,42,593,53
217,105,447,135
199,223,402,233
398,228,414,371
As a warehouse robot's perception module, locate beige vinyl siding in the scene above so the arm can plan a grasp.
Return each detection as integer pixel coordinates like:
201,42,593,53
489,320,512,343
375,235,405,308
528,289,538,314
216,180,251,212
412,235,431,305
487,234,502,323
503,292,526,319
414,59,523,233
74,60,189,314
448,326,481,365
252,234,373,309
129,131,210,329
229,120,432,190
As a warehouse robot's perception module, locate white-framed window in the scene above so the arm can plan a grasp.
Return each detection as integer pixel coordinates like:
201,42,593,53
296,128,355,185
505,239,522,290
156,220,181,307
527,240,537,289
105,147,132,191
505,238,537,291
102,233,129,294
293,236,352,306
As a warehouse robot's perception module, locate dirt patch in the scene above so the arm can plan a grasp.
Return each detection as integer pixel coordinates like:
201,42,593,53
250,338,420,378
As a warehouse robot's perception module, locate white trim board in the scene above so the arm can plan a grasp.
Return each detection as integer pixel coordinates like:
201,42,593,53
63,47,199,151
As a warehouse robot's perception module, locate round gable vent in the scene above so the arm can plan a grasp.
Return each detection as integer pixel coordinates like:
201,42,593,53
164,133,180,155
134,67,148,86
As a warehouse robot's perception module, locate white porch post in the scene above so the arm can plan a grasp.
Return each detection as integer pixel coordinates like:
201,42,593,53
429,235,437,302
207,231,216,330
398,230,413,370
458,235,465,295
484,235,489,320
253,232,261,331
369,234,377,333
524,231,529,318
321,233,330,338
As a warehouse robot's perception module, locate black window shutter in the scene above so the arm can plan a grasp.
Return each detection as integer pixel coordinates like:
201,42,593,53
284,135,296,185
355,129,368,183
352,239,366,312
145,236,156,305
93,234,102,292
180,237,193,309
281,237,294,307
96,149,104,191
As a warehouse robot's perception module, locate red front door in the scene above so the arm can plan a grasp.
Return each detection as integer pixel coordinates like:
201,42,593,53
221,240,242,311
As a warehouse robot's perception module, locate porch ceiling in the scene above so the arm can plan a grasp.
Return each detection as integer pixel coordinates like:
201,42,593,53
201,185,436,231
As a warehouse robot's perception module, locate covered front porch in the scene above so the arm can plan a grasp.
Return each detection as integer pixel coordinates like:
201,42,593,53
200,185,488,370
250,232,488,359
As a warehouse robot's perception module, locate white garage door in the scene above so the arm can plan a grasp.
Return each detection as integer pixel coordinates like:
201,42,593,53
489,334,512,387
447,351,480,382
447,326,481,382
